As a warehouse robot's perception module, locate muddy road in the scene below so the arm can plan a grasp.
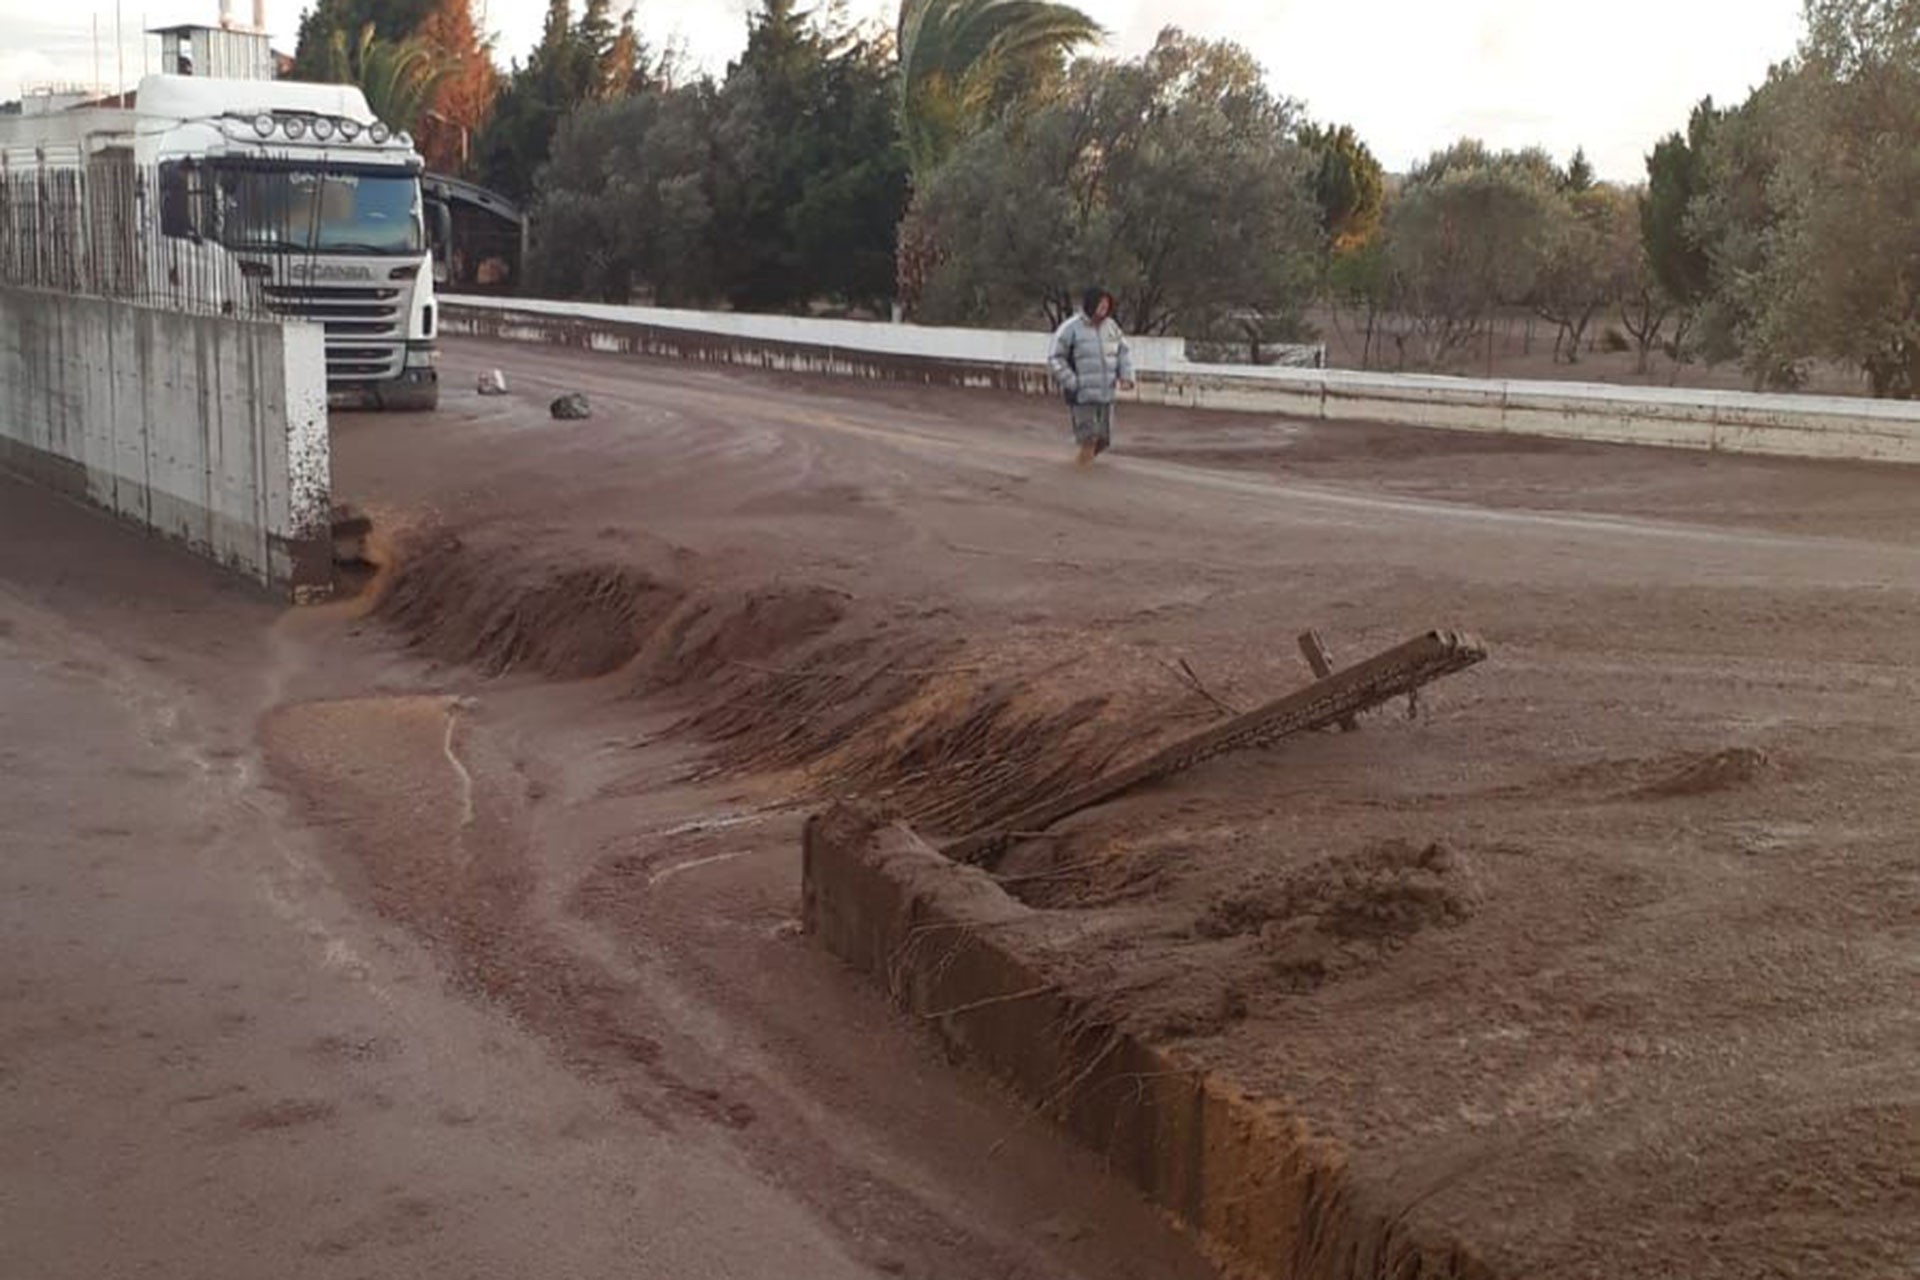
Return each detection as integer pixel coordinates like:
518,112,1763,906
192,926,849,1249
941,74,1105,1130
5,335,1918,1277
0,480,1214,1278
0,480,976,1279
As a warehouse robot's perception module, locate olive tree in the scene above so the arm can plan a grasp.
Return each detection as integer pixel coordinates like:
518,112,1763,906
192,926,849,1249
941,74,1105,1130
1531,185,1629,364
1756,0,1920,395
906,28,1323,339
1381,143,1557,369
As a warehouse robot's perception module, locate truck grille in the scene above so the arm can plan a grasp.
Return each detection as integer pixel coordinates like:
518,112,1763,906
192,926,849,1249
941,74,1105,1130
261,283,405,382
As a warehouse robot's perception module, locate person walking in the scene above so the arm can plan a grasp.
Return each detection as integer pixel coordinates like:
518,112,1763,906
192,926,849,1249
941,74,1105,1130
1049,286,1135,465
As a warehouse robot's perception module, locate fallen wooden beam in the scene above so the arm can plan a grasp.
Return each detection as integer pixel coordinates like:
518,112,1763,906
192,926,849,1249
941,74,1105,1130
1296,630,1358,733
943,629,1487,865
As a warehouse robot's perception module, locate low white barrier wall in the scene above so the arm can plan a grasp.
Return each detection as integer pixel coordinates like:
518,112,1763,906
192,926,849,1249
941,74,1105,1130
0,288,333,598
444,296,1920,465
446,294,1189,377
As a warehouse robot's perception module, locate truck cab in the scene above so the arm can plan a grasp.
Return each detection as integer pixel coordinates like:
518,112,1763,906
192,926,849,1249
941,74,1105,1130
0,73,441,411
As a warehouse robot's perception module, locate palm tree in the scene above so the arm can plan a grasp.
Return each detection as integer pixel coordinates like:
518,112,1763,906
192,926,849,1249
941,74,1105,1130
896,0,1101,181
322,24,453,135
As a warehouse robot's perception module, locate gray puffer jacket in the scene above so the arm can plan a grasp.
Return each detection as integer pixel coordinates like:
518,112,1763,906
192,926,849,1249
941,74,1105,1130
1048,314,1134,405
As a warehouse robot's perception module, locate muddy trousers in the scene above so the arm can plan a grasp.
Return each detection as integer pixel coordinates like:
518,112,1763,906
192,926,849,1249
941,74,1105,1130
1070,401,1114,455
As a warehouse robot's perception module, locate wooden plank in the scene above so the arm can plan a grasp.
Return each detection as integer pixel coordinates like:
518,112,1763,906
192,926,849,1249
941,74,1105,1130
1297,630,1359,733
944,630,1487,864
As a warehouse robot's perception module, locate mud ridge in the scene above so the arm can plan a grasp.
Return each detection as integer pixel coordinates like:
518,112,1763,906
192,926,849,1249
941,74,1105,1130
375,529,1175,837
378,528,686,679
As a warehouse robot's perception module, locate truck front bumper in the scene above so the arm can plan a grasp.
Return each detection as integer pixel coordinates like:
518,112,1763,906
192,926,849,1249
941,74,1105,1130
327,345,440,412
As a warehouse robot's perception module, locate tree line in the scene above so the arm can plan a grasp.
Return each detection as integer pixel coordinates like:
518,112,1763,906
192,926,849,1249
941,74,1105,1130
291,0,1920,396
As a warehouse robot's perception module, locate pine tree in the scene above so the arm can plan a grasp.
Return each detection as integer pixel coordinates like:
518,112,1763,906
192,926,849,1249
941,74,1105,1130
1565,146,1596,193
602,7,657,97
415,0,499,174
574,0,620,97
474,0,634,200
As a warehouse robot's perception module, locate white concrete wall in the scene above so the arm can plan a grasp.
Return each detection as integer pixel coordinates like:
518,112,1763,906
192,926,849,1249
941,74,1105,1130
446,296,1920,466
445,294,1191,377
0,288,333,597
1152,366,1920,463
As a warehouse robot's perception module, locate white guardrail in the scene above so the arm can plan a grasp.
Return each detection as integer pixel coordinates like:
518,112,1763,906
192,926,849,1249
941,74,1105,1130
442,296,1920,465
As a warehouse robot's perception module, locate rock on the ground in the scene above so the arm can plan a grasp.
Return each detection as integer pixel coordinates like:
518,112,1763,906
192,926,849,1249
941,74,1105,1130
551,392,592,420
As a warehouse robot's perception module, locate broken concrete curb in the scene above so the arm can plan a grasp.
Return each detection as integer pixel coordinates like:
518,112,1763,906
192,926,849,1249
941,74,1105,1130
801,805,1495,1280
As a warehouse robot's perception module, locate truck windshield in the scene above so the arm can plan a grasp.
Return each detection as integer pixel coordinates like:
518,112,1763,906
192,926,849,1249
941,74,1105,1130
214,165,422,256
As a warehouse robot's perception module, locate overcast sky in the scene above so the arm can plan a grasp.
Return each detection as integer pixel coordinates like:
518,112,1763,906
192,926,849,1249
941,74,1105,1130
3,0,1805,180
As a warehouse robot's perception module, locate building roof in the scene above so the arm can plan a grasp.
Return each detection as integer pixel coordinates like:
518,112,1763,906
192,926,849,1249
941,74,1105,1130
148,21,269,35
422,173,525,224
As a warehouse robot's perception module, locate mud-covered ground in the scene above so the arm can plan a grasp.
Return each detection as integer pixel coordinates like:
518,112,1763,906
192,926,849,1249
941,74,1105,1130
0,479,1215,1274
312,339,1920,1278
12,334,1909,1278
320,339,1920,1278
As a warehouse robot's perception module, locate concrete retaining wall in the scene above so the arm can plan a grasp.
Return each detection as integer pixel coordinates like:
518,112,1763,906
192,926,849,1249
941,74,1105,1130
802,805,1492,1280
443,295,1188,396
0,288,332,598
445,296,1920,465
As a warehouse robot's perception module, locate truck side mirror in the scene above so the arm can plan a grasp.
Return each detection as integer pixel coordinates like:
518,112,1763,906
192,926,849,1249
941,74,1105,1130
428,197,454,283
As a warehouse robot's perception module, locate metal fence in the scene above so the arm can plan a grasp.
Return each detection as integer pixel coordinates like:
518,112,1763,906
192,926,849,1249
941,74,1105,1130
0,161,274,318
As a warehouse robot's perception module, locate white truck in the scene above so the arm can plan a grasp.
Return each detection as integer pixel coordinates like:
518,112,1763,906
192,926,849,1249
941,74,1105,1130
0,73,443,410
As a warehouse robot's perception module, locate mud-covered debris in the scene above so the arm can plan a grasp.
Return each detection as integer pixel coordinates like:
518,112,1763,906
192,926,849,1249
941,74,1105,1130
1637,747,1772,799
551,392,592,420
1136,978,1250,1040
330,503,372,565
477,369,508,395
1195,840,1480,992
944,629,1488,865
